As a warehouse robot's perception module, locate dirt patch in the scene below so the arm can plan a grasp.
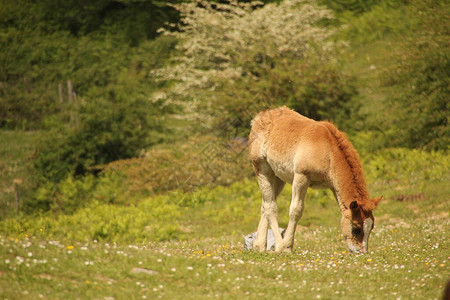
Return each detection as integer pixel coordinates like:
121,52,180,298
391,193,425,202
428,211,449,220
406,205,420,214
39,274,53,280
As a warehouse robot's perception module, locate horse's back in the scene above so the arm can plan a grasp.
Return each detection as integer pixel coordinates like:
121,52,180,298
249,107,333,183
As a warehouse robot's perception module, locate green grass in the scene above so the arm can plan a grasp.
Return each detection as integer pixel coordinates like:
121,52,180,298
1,149,449,299
0,130,38,218
1,212,448,299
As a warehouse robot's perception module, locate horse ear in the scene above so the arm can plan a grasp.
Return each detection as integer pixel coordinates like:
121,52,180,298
372,196,383,208
349,201,359,211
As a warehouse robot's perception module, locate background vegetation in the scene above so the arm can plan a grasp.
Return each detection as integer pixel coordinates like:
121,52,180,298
0,0,448,298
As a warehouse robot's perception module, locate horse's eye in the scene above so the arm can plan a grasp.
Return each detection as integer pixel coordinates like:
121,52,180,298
352,227,362,236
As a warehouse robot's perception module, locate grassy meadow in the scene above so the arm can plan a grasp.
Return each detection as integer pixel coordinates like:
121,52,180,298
1,144,449,299
1,0,449,299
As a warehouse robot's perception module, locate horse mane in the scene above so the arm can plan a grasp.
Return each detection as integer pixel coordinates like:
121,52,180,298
321,122,375,213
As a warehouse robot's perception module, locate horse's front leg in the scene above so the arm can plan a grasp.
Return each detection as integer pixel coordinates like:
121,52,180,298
277,173,309,253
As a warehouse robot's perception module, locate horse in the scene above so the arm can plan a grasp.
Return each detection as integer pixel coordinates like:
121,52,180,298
249,107,382,253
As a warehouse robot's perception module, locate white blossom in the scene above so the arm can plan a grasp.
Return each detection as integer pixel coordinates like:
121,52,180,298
151,0,337,125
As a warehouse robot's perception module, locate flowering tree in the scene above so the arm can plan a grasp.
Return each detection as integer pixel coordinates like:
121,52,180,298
152,0,354,131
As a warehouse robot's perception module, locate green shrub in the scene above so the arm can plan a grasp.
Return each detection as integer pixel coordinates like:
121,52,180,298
336,1,418,45
379,2,449,150
34,0,181,43
214,55,358,136
0,0,178,130
3,148,448,243
34,95,166,183
28,172,128,214
101,135,254,197
364,148,450,185
320,0,406,15
3,194,185,243
29,134,254,213
383,40,449,150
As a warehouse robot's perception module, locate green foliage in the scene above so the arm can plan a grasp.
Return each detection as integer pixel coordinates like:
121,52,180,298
350,0,450,151
383,36,449,150
320,0,409,15
0,29,69,128
2,0,181,43
0,1,178,129
215,55,358,136
1,0,182,213
2,194,183,243
337,1,419,45
101,135,254,196
2,147,449,244
0,130,38,218
27,135,253,213
33,95,166,183
331,0,449,150
29,173,127,214
364,148,450,186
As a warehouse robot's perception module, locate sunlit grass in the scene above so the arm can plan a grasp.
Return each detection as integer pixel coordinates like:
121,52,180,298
1,145,449,298
1,153,448,299
1,209,448,299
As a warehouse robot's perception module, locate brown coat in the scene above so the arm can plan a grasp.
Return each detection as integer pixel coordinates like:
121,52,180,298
249,107,381,253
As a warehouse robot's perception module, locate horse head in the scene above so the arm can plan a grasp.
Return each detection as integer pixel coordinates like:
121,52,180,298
341,196,383,253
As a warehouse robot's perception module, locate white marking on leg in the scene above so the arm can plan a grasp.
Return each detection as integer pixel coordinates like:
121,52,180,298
362,218,373,252
254,172,282,251
253,207,269,251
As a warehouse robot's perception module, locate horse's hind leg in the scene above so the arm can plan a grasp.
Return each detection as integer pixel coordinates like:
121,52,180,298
277,173,309,252
253,167,285,252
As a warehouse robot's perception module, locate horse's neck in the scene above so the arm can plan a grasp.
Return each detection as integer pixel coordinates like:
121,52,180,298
329,150,369,210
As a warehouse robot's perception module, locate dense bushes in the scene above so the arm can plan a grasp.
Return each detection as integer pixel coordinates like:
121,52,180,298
1,11,178,181
3,148,449,243
364,148,450,185
28,173,127,214
102,136,253,195
3,194,184,243
34,0,181,44
34,96,167,184
1,0,180,191
380,1,449,150
27,135,253,213
383,39,449,149
328,0,449,150
0,1,178,129
215,56,358,136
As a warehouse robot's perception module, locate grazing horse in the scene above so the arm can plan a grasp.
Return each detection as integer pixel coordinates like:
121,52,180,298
249,107,382,253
